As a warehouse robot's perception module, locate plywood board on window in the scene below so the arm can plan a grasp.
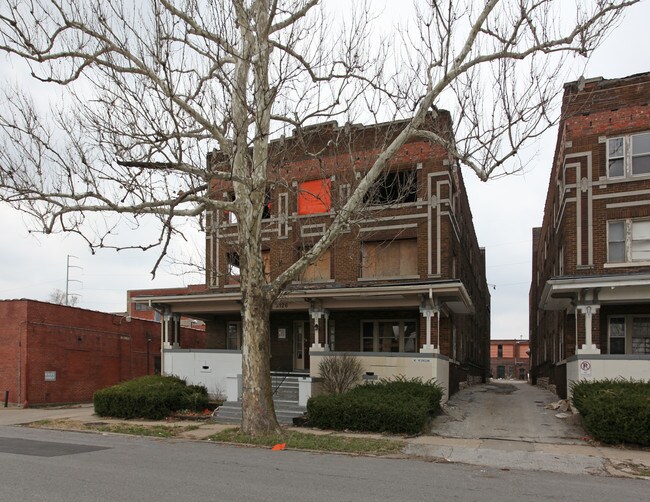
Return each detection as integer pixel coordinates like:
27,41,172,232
302,249,331,282
361,239,417,278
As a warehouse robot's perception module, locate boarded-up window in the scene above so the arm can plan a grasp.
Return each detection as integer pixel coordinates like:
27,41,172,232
301,249,331,282
361,240,418,278
298,179,331,215
262,250,271,283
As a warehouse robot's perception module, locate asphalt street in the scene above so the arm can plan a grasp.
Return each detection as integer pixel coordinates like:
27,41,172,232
0,426,647,502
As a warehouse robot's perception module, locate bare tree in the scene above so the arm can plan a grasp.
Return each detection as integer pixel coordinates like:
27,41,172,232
48,288,79,306
0,0,637,434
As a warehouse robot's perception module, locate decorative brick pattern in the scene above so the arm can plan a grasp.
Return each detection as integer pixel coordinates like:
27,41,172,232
530,72,650,387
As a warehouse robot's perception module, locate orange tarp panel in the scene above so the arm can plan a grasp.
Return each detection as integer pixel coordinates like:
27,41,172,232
298,179,331,215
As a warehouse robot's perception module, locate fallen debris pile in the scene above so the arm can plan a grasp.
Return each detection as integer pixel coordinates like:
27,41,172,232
545,399,575,418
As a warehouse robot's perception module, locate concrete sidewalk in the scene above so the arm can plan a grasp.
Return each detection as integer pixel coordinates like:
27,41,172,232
1,395,649,479
412,380,650,478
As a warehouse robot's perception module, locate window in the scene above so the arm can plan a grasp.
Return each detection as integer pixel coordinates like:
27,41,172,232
608,221,625,262
609,317,625,354
225,192,237,224
365,170,417,205
632,133,650,175
224,189,271,221
608,316,650,355
262,189,272,219
607,132,650,178
226,322,242,350
361,320,417,353
607,137,625,177
632,221,650,261
262,250,271,283
361,239,418,278
632,317,650,354
226,252,240,285
134,303,150,311
301,249,331,282
497,344,503,358
298,179,331,215
608,219,650,263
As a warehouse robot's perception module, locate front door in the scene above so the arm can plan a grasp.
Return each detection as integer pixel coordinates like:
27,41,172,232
293,320,310,371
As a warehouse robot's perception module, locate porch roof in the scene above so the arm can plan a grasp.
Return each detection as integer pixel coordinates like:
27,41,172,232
539,272,650,310
134,280,474,316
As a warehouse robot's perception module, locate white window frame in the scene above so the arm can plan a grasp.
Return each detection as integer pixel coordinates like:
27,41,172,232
360,319,418,353
608,315,650,355
607,132,650,179
607,218,650,264
608,316,626,355
607,136,625,178
607,220,626,263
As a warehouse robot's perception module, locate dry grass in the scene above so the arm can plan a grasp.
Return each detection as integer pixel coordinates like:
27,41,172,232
208,428,405,455
28,419,199,438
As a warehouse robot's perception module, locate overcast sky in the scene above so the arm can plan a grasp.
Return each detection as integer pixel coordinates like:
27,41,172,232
1,1,649,337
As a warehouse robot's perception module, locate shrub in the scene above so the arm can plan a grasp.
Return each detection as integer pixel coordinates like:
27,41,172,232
308,377,443,435
318,353,363,395
93,375,209,420
571,379,650,446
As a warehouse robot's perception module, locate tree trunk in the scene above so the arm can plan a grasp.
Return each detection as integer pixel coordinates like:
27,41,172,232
240,283,281,435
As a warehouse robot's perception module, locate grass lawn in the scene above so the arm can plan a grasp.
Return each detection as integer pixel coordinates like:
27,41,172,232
208,428,405,455
27,419,405,456
28,419,199,438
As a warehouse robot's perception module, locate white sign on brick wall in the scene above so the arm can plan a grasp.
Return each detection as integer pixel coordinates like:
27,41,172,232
44,371,56,382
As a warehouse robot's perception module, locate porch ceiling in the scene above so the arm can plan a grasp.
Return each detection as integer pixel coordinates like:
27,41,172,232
540,273,650,310
134,281,474,316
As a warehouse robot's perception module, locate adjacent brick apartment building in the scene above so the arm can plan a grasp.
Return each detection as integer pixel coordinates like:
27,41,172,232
136,114,491,397
0,299,206,406
530,72,650,397
490,339,529,380
127,286,206,330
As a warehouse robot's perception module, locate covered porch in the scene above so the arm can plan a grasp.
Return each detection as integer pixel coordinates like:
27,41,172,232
539,273,650,395
134,281,473,403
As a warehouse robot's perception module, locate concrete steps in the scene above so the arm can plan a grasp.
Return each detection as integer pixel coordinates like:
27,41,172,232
213,372,307,425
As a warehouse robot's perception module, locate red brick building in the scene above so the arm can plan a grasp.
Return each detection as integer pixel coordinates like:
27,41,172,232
127,286,206,330
530,72,650,396
490,339,529,380
0,299,206,406
136,114,491,397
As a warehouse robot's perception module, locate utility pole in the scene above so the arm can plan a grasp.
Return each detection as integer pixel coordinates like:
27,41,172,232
65,255,82,305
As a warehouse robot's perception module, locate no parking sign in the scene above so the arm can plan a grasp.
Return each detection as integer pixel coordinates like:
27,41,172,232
579,360,592,378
